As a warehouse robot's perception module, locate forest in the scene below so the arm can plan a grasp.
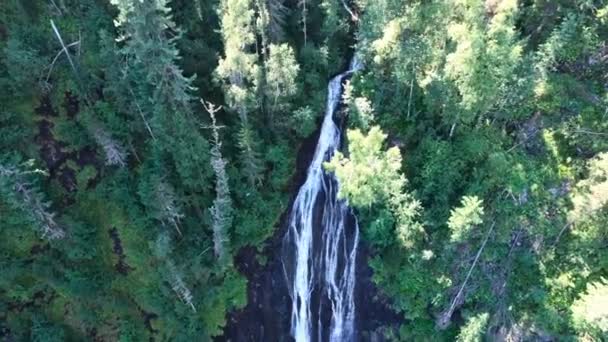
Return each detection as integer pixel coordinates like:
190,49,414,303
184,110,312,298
0,0,607,341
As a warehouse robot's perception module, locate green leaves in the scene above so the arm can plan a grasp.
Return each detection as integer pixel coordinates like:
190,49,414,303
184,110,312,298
343,82,375,129
0,158,65,240
448,196,484,243
571,278,608,337
325,126,403,207
456,312,489,342
569,152,608,223
292,106,317,137
325,126,424,248
264,43,299,113
445,0,523,122
217,0,258,118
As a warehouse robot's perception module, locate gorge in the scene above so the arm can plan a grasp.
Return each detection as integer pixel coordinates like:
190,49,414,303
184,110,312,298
282,57,362,342
218,56,400,342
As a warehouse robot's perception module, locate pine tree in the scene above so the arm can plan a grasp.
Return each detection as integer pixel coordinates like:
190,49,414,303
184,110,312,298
110,0,212,192
298,0,308,46
216,0,258,120
202,101,234,266
448,196,484,243
266,0,288,42
155,180,185,236
0,161,65,240
91,126,127,168
264,43,299,114
217,0,264,185
153,233,196,312
572,278,608,337
169,266,197,313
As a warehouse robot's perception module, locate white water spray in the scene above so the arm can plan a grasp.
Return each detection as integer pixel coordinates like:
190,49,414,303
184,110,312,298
283,57,362,342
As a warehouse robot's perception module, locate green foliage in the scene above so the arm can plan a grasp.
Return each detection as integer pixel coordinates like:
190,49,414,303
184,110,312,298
343,81,375,129
569,152,608,223
236,121,264,185
3,37,46,94
31,314,66,342
1,0,607,340
216,0,258,116
0,157,65,240
448,196,484,243
456,312,489,342
445,0,523,119
351,0,608,338
264,43,299,113
325,126,404,207
571,278,608,338
0,111,35,153
292,106,317,137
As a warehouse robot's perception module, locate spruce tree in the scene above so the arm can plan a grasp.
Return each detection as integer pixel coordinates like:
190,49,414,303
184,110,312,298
217,0,264,185
203,100,234,266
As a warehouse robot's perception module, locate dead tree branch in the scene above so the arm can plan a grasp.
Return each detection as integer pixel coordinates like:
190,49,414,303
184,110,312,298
129,87,157,141
50,20,78,77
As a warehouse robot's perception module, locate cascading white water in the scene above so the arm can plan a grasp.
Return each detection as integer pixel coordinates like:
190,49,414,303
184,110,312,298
283,57,362,342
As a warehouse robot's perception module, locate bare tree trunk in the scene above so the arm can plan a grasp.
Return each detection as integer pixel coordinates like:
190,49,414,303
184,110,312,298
46,40,80,82
340,0,358,21
129,87,157,141
407,77,414,119
552,222,571,247
48,0,62,14
50,20,78,77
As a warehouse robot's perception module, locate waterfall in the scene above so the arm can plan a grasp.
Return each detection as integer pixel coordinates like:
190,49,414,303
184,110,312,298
283,57,362,342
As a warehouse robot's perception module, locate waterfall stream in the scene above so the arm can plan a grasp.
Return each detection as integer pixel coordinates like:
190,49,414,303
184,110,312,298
282,57,362,342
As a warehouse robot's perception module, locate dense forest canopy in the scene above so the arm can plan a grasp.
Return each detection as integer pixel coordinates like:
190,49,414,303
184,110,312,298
0,0,607,340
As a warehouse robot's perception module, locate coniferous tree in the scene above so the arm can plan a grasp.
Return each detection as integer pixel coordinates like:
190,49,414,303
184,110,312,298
264,43,299,114
217,0,264,185
448,196,484,243
298,0,308,46
266,0,288,42
1,0,607,339
0,161,65,240
456,312,489,342
109,0,213,203
153,233,196,312
203,101,234,266
571,279,608,338
155,180,185,236
91,126,128,168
